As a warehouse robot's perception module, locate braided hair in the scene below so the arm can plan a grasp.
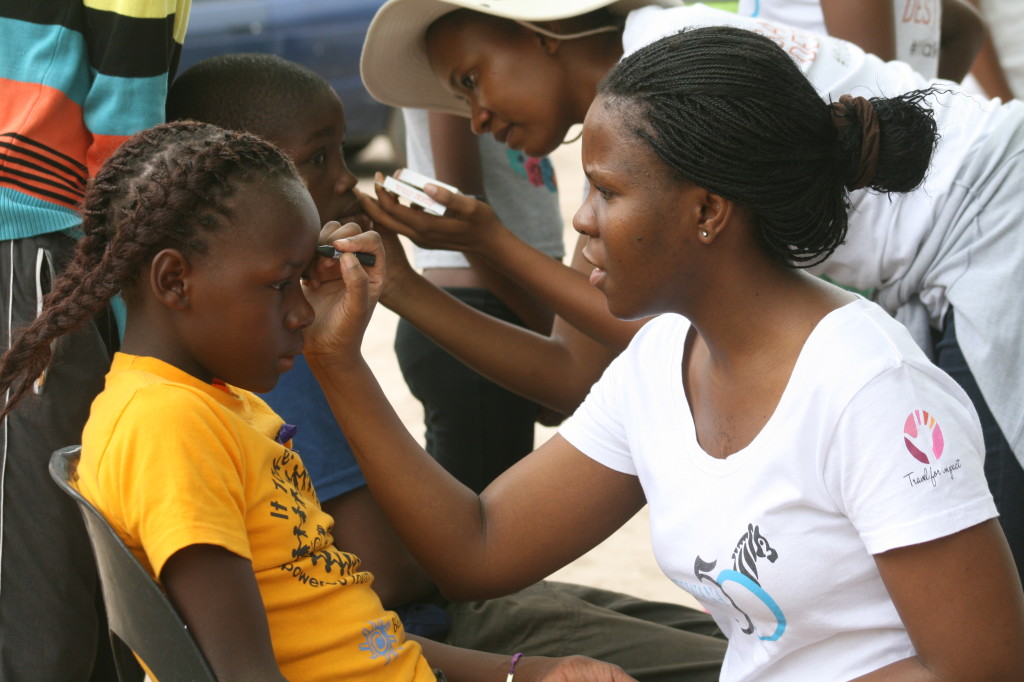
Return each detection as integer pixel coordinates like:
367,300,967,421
598,26,939,266
0,120,300,419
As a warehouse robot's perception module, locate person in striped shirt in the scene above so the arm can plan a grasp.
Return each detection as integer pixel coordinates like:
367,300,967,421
0,2,190,678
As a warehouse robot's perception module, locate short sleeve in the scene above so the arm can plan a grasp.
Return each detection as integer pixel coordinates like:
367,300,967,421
559,348,638,476
101,386,254,578
822,363,997,555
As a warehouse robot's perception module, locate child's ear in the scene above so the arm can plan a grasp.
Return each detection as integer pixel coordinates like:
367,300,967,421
150,248,192,310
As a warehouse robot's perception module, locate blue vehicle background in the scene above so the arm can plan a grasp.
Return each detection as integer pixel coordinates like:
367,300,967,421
179,0,399,158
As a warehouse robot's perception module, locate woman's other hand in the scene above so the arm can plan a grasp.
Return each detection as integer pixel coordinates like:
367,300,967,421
516,655,637,682
364,171,508,256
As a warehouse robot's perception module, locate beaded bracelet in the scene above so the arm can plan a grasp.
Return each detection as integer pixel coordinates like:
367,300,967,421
506,652,524,681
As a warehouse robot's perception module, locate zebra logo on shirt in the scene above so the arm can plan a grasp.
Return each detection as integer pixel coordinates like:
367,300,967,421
731,523,779,583
694,523,786,641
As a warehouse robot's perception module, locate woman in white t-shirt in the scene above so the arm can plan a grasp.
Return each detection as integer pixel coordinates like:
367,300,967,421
359,0,1024,584
311,25,1024,682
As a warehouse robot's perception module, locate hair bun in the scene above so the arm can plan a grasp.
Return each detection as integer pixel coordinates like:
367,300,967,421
830,95,880,191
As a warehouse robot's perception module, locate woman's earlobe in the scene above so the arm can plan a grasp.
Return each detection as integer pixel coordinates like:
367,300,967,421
697,191,734,242
150,249,191,310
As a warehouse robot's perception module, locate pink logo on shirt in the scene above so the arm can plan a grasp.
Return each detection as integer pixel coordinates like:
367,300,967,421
753,21,820,66
904,409,944,463
901,0,936,26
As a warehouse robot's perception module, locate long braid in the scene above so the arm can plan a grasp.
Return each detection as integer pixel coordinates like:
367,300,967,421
599,26,938,267
0,121,299,419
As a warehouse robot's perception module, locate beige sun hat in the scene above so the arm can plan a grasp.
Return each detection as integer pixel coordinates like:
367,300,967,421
360,0,682,117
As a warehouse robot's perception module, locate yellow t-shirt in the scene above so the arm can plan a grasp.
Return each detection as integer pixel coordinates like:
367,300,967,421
77,353,435,681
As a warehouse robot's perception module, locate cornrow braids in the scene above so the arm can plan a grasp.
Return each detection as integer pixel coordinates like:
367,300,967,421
0,120,301,419
598,26,938,267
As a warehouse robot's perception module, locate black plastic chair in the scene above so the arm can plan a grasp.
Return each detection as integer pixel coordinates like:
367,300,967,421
49,446,217,682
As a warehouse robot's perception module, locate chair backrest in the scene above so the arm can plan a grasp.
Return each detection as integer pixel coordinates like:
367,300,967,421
49,446,217,682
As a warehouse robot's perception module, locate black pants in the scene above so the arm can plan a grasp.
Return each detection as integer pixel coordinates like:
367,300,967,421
395,287,539,493
0,234,120,680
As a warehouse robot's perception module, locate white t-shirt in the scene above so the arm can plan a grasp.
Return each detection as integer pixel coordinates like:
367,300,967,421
560,300,997,681
737,0,942,78
622,4,1024,461
401,108,564,269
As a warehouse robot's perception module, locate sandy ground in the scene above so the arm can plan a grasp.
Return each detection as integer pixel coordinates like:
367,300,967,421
351,131,700,610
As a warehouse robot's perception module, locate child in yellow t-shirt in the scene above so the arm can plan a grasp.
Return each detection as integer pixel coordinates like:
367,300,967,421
0,121,634,682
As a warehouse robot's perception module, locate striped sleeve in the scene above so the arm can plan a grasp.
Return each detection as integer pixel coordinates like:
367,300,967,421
0,0,190,233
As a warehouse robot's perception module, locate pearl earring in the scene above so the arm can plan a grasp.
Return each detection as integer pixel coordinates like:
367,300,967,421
700,230,709,238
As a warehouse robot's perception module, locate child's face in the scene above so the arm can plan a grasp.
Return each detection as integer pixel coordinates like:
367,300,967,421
181,176,321,393
426,15,579,157
273,87,370,232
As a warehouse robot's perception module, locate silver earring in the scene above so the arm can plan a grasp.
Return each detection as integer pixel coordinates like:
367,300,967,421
700,230,709,238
